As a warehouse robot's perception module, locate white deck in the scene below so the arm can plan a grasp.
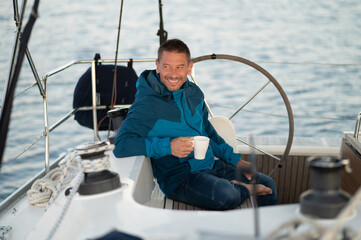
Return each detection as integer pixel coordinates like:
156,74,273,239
1,151,360,240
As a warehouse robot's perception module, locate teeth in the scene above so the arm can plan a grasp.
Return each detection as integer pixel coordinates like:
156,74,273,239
168,79,178,83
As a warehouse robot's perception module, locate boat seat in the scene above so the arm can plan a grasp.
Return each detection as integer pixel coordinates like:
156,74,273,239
209,116,238,152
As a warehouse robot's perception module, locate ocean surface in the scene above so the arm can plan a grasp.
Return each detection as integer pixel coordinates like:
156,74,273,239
0,0,361,202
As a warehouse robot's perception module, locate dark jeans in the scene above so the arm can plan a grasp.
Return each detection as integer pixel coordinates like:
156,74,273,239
170,159,278,210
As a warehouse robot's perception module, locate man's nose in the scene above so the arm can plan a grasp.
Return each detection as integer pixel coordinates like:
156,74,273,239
170,68,177,77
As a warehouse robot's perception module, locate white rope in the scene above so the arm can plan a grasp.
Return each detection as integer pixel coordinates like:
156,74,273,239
44,143,115,240
43,143,114,210
80,156,110,173
267,218,326,240
25,142,115,240
45,172,84,240
76,144,114,174
268,187,361,240
27,149,79,208
44,152,79,211
320,187,361,240
1,226,12,240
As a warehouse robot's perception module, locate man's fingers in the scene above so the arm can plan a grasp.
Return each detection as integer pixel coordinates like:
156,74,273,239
170,136,195,158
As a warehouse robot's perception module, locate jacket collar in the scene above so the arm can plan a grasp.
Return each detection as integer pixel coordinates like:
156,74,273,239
139,69,189,98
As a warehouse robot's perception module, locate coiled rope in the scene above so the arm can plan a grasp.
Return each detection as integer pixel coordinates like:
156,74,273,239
45,143,114,210
2,146,108,240
44,143,115,240
26,143,114,210
27,149,79,208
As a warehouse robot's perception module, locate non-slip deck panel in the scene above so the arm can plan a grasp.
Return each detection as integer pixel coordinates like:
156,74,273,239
242,154,312,205
146,154,313,209
146,195,253,210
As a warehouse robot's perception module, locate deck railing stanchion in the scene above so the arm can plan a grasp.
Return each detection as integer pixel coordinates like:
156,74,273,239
42,77,50,173
354,112,361,139
91,60,98,141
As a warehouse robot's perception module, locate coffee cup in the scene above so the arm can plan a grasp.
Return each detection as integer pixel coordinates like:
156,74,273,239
192,136,210,160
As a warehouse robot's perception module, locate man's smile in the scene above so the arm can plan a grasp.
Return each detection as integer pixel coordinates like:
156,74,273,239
167,78,180,83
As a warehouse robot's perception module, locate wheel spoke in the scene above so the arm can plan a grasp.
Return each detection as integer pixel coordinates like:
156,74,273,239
229,80,271,120
236,136,281,161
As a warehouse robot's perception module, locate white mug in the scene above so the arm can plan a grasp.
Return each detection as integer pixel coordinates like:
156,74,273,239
192,136,210,160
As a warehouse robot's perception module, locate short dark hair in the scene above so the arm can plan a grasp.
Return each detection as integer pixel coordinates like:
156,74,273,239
157,39,191,63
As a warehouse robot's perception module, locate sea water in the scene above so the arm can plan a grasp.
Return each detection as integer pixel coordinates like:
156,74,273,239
0,0,360,201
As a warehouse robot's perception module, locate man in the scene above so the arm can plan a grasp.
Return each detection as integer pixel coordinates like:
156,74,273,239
113,39,277,210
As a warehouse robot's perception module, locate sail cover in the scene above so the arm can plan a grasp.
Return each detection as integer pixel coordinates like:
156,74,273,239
73,64,138,130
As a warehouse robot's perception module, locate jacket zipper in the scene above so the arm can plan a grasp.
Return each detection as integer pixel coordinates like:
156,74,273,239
180,93,201,135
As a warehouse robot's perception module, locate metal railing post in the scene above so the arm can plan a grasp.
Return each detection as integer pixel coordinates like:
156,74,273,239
42,77,50,173
91,60,98,141
354,112,361,139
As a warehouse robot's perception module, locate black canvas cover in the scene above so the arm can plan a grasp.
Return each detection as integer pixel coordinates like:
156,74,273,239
73,64,137,130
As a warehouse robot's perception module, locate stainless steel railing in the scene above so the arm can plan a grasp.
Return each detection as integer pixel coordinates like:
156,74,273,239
24,58,155,173
354,112,361,139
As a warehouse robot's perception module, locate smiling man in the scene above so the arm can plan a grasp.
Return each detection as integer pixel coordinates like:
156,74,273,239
156,46,193,92
113,39,277,210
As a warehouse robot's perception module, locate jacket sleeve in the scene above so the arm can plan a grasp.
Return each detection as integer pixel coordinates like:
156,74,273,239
202,104,241,166
113,104,172,158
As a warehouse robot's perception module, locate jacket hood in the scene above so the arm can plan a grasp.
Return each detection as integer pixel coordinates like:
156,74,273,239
136,70,189,98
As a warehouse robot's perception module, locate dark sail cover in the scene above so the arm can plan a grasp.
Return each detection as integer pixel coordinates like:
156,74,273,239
73,64,137,130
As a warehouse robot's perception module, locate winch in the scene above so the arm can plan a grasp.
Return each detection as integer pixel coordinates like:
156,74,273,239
75,141,121,195
300,156,351,219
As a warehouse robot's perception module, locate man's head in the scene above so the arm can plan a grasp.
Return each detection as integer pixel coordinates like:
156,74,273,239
156,39,193,92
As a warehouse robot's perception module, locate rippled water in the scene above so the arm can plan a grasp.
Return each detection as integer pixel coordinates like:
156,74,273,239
1,0,361,201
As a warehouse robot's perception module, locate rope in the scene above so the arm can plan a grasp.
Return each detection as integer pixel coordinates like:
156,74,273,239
43,151,79,211
0,132,45,169
80,157,110,173
256,60,361,67
1,226,12,240
26,143,115,211
267,187,361,240
27,149,79,208
78,144,114,173
210,103,355,121
320,187,361,240
267,218,326,240
45,172,84,240
44,143,114,240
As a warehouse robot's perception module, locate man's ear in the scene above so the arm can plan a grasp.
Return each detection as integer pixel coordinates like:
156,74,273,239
155,59,160,73
187,61,193,75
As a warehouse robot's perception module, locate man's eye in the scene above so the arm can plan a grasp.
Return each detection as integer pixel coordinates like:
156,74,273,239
177,66,184,69
163,66,170,69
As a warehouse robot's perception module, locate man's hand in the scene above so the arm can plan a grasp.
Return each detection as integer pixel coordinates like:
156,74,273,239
170,137,194,158
236,160,253,181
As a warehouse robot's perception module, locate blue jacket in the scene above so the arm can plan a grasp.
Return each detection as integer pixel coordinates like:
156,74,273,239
113,70,241,197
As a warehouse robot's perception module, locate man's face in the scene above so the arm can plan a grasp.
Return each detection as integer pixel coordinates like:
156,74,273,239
156,50,193,92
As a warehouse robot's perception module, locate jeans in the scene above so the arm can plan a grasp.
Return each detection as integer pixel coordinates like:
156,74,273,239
170,159,278,210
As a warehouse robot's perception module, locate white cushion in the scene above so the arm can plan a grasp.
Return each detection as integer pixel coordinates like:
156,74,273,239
209,116,238,153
